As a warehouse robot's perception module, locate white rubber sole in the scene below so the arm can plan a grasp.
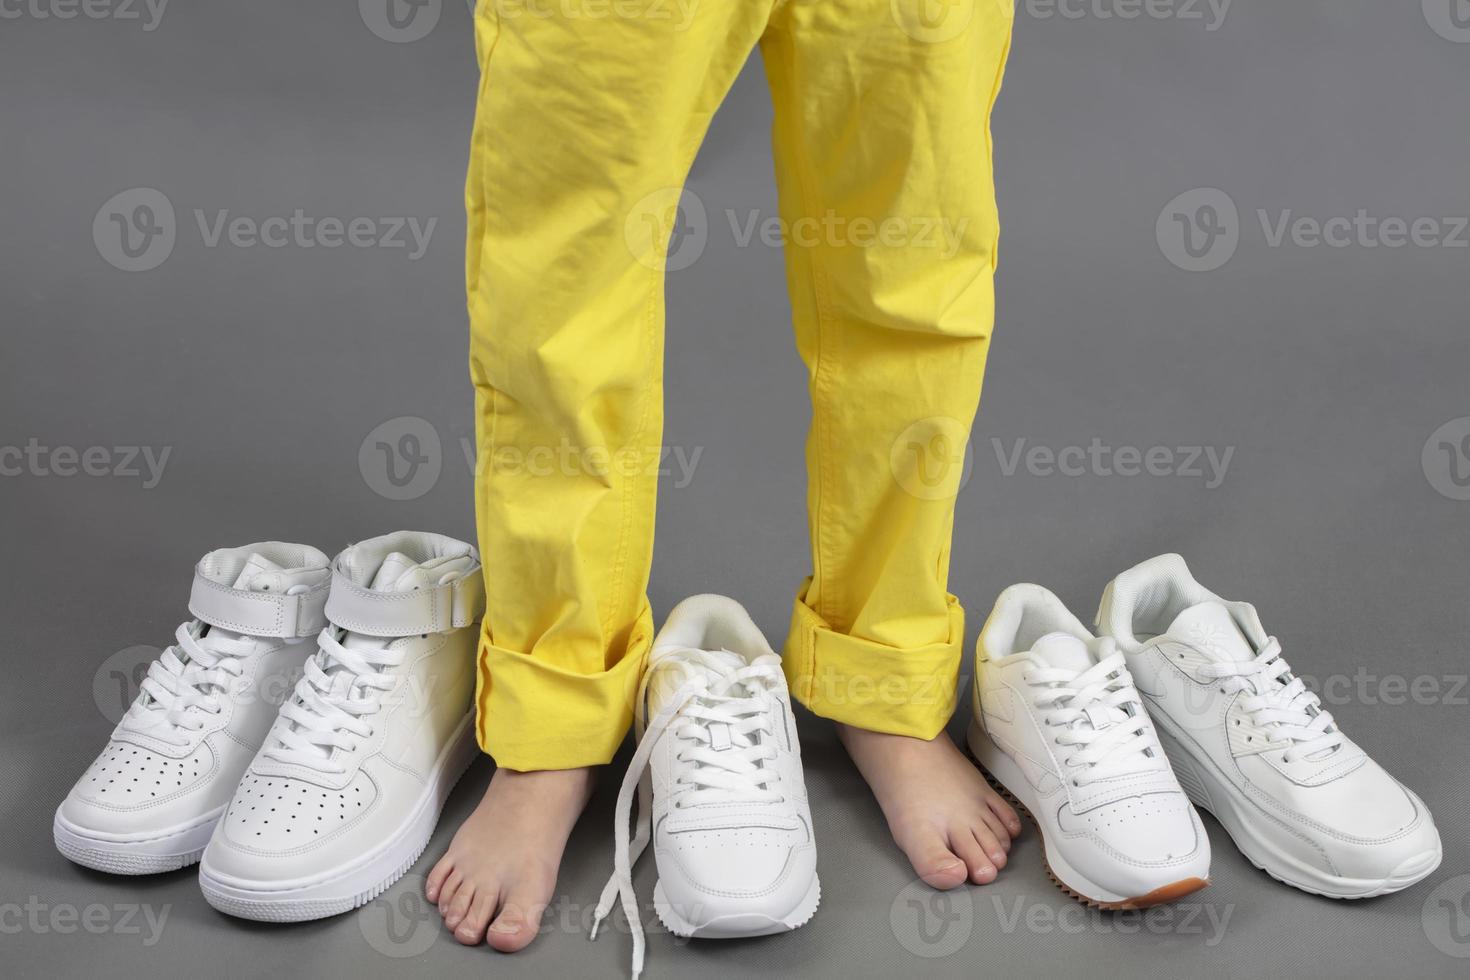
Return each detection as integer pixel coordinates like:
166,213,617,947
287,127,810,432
967,721,1210,908
53,805,224,875
653,874,821,939
198,713,479,921
1152,710,1443,899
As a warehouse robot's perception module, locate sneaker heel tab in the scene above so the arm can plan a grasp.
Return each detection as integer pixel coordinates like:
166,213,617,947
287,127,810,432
1093,581,1114,632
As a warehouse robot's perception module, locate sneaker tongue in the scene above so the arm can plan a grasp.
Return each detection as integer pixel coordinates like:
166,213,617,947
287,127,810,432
366,552,476,593
1031,632,1094,674
229,552,323,597
1167,601,1256,662
367,552,424,592
231,552,285,590
649,648,750,708
703,649,746,673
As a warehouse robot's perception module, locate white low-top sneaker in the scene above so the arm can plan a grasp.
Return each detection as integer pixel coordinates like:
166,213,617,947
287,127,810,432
198,531,484,921
1096,554,1443,898
55,542,332,874
969,584,1211,908
591,595,819,979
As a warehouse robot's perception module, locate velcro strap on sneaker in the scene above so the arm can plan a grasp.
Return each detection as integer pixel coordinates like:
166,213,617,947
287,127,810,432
188,571,330,638
324,569,485,638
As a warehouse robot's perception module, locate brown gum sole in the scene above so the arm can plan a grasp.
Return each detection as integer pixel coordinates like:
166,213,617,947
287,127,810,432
969,750,1211,911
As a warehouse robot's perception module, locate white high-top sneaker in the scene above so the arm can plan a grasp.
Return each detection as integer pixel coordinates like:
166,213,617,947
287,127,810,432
968,585,1211,908
55,542,332,874
198,531,484,921
1096,554,1443,898
591,595,819,979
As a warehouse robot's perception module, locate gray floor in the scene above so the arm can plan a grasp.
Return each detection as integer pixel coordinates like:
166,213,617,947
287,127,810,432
4,2,1470,978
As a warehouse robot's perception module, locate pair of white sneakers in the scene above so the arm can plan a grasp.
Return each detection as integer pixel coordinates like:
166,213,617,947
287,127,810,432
590,595,820,980
55,531,485,922
970,553,1443,908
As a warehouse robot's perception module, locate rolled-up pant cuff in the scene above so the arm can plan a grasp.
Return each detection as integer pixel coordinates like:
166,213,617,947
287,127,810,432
782,580,963,739
474,602,654,770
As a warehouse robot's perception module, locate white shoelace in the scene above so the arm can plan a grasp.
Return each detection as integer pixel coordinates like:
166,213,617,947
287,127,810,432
261,628,403,774
1198,637,1343,761
589,649,786,980
119,622,259,747
1026,647,1155,785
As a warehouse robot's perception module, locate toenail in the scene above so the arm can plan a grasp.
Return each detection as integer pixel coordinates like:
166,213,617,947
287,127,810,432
490,919,522,934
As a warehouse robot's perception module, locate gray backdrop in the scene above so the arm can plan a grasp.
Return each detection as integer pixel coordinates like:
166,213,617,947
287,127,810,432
4,1,1469,978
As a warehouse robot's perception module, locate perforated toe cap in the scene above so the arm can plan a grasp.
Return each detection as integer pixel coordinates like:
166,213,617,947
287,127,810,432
220,771,379,852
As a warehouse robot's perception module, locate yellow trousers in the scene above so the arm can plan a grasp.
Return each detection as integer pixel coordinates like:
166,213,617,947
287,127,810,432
467,0,1014,769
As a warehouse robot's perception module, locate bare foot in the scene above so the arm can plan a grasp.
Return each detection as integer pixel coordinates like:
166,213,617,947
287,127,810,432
425,766,594,952
838,724,1022,889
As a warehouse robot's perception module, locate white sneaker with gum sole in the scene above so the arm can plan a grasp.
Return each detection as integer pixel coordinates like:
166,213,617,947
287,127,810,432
591,595,819,979
969,584,1211,908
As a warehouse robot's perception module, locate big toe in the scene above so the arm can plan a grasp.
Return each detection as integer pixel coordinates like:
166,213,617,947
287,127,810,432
895,825,970,890
487,891,549,954
949,827,999,885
